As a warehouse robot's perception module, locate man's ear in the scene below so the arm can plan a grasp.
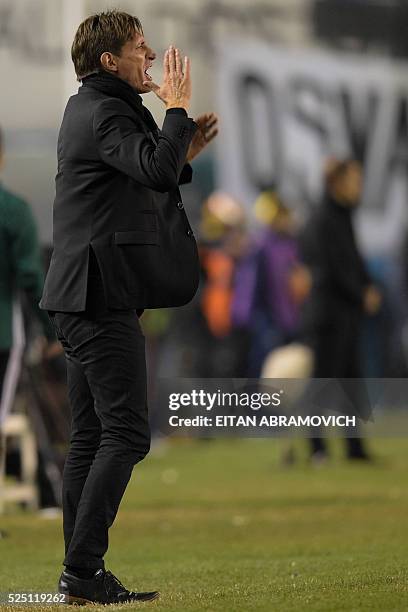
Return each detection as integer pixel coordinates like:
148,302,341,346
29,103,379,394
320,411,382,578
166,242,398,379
100,51,118,73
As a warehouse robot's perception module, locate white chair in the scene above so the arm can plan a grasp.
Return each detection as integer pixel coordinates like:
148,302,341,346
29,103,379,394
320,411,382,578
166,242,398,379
0,413,39,514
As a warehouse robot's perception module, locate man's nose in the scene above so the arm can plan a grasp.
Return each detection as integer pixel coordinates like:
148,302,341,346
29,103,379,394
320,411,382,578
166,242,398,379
148,47,156,60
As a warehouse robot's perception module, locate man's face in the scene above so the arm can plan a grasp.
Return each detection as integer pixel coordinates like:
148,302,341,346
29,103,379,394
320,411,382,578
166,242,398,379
114,30,156,93
339,162,363,206
331,161,363,207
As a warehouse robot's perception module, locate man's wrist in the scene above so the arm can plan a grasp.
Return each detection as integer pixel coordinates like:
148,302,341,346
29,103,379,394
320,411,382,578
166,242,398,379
166,103,189,113
166,107,188,117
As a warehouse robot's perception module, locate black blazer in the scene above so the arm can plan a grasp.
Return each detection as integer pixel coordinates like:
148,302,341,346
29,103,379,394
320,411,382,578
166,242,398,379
39,86,199,312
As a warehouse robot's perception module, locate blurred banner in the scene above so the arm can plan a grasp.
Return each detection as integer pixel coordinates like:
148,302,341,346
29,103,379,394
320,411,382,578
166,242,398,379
0,0,83,244
216,42,408,255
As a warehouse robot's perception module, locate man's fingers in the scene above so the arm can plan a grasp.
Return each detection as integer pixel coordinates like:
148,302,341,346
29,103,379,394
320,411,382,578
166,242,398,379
175,47,182,76
204,127,219,143
195,112,218,128
169,46,176,77
182,56,191,82
163,48,170,78
205,116,219,130
143,80,161,94
197,113,212,124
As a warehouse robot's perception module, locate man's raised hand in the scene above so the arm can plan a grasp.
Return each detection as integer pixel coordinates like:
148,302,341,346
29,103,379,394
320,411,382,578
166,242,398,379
187,112,219,162
143,45,192,112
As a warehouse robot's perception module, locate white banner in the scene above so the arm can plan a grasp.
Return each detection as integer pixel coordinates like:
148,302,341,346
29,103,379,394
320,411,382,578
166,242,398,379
215,42,408,255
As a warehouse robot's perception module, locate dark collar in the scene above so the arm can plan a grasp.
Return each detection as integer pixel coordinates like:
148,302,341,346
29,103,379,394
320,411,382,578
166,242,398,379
81,71,158,132
325,192,354,216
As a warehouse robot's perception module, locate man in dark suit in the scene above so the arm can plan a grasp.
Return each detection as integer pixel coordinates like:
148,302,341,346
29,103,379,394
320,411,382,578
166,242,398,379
39,10,218,605
300,158,381,462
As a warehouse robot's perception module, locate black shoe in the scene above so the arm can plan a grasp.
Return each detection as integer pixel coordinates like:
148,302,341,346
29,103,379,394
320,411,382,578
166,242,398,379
346,452,373,462
58,568,160,605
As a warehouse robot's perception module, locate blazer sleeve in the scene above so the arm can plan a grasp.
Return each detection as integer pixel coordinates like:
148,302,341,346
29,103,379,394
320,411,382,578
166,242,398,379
161,109,194,185
178,163,193,185
93,99,197,193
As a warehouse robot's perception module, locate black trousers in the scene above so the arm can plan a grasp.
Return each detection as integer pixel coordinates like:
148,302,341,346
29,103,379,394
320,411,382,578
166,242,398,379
310,308,366,458
48,308,150,570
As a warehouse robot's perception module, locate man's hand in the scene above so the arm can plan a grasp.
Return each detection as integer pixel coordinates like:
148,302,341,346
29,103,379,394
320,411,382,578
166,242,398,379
37,336,63,360
187,113,219,162
43,340,64,360
143,45,191,111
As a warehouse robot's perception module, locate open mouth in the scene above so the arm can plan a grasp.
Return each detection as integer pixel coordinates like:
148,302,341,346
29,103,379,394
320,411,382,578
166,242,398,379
144,65,152,81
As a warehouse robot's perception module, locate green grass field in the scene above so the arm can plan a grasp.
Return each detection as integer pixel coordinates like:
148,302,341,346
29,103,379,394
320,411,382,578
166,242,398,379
1,437,408,612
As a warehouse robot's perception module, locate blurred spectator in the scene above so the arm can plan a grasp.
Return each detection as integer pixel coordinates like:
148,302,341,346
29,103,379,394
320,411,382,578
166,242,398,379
0,126,62,506
232,189,310,377
300,158,382,462
197,192,250,377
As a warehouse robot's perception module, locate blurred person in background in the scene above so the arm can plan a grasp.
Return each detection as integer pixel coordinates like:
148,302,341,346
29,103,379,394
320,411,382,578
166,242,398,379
300,158,382,462
0,125,62,502
38,10,218,604
232,189,310,377
197,192,249,377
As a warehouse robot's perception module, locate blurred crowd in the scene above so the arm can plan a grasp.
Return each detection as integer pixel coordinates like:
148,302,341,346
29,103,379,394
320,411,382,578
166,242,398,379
147,157,395,382
1,119,407,512
144,156,397,461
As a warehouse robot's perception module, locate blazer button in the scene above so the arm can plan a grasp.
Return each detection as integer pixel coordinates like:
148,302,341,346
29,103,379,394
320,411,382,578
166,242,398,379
187,229,194,237
177,201,184,210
